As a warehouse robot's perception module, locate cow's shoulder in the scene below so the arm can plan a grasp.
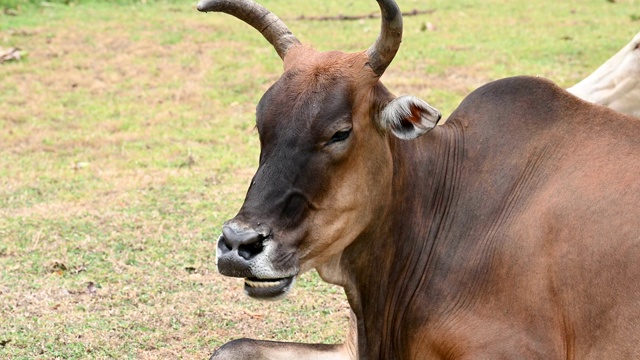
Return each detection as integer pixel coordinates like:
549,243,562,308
458,75,570,111
447,76,580,132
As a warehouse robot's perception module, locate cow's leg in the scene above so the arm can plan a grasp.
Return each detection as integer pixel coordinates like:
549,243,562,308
209,339,350,360
211,310,359,360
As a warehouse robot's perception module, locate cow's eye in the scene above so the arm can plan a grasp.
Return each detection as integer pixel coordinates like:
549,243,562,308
326,129,352,146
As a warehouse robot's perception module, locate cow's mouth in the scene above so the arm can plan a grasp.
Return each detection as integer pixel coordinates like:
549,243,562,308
244,276,295,299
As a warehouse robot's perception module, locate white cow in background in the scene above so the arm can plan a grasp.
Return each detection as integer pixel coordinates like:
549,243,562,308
568,31,640,117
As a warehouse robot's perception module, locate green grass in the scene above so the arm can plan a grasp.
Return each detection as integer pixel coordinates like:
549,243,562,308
1,0,638,358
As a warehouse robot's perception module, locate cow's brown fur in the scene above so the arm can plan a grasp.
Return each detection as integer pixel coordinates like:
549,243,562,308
210,3,640,360
325,76,640,358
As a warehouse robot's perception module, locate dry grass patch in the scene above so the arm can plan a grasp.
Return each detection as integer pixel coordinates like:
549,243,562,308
1,3,348,358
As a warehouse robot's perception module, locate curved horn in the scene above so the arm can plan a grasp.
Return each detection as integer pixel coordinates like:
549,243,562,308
197,0,301,60
366,0,403,76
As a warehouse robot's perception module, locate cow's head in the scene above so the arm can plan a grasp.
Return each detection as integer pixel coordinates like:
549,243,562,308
200,0,441,299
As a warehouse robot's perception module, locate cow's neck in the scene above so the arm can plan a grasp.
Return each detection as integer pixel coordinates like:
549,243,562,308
319,122,465,359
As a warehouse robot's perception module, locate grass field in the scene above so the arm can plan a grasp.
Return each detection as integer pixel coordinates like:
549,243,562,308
1,0,638,358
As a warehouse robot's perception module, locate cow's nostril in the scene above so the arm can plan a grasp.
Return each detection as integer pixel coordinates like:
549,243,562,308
221,223,269,260
218,235,233,253
238,236,265,260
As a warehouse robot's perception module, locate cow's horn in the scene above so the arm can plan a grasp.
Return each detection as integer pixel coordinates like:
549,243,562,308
197,0,301,60
366,0,403,76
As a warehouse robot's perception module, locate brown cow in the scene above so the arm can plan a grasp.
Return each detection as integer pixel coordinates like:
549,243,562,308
200,0,640,359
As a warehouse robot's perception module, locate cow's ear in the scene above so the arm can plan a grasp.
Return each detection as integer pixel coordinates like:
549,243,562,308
380,96,441,140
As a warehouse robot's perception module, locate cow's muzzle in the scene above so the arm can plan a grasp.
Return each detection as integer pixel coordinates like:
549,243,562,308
217,222,269,278
216,221,297,299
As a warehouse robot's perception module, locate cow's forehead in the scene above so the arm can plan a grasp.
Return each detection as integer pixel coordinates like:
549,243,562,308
256,61,359,140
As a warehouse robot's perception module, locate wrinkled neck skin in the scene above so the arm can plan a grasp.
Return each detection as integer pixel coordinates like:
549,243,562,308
317,122,464,359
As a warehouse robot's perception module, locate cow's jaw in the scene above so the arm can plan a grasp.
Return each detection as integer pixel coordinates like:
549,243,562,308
244,276,296,300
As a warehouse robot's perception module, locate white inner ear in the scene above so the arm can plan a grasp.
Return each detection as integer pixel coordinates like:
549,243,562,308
380,95,442,140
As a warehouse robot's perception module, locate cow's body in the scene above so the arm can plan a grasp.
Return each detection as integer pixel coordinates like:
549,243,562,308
332,76,640,359
200,1,640,359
